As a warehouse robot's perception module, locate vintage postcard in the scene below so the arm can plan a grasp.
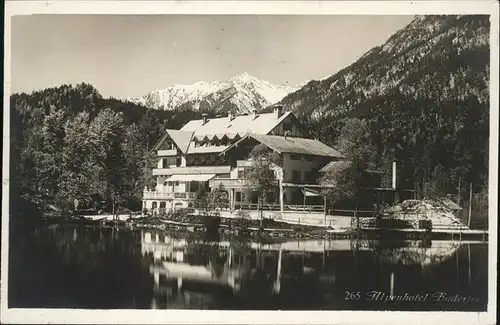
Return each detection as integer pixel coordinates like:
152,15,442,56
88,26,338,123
2,1,498,324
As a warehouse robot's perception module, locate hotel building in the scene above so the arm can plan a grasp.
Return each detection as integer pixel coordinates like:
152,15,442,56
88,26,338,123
142,106,344,214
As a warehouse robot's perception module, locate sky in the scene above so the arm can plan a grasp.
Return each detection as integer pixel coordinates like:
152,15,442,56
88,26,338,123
11,15,414,99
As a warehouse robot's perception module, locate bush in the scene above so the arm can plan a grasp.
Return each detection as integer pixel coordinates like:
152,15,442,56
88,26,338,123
167,208,190,222
232,217,253,230
122,197,142,211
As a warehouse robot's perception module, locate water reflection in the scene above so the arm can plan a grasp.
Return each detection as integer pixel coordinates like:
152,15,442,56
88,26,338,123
9,225,488,311
139,230,486,310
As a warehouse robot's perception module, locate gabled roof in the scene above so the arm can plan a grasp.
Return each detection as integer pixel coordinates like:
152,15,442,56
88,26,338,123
167,129,194,154
220,133,344,158
319,160,384,174
319,160,352,173
153,129,194,154
180,111,294,136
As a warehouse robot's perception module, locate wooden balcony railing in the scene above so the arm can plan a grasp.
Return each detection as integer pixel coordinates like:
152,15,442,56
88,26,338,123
209,178,253,188
143,191,197,200
152,165,231,176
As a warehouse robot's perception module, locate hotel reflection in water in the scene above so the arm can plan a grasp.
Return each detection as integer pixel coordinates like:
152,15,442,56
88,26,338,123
140,231,463,309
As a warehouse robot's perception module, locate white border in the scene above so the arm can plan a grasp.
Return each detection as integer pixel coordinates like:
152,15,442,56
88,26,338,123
2,1,499,324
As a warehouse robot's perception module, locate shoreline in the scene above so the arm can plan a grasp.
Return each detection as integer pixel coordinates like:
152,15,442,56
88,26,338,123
39,214,489,242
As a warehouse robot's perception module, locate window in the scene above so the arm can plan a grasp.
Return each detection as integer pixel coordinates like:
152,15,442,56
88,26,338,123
290,154,301,161
152,201,158,209
163,157,176,168
304,155,314,161
305,171,315,182
291,170,301,182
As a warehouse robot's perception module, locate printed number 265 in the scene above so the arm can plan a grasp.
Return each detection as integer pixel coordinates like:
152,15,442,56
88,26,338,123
345,291,361,300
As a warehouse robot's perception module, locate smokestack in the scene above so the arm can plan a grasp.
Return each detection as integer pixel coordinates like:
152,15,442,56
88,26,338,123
273,105,284,119
392,161,397,189
202,113,208,125
251,109,258,120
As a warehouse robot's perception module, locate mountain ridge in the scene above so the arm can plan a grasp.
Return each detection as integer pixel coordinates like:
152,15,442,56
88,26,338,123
278,15,489,122
276,14,489,193
127,72,300,114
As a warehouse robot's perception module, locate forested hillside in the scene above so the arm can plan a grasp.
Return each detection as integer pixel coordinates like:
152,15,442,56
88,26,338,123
280,15,490,198
9,83,205,215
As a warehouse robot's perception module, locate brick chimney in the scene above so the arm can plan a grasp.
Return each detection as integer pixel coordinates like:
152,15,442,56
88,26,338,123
228,112,234,122
202,113,208,125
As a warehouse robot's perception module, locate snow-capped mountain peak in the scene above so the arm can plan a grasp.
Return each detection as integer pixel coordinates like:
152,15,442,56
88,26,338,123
228,72,260,84
128,73,300,114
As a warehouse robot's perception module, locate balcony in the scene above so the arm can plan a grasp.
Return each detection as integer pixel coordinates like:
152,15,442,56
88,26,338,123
143,190,197,200
209,178,253,188
153,165,231,176
157,149,177,157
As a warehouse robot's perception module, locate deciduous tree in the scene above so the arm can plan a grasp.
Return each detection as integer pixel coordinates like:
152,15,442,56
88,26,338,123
246,144,282,226
320,118,377,226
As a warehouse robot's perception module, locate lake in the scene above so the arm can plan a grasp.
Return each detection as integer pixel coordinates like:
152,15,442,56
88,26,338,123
8,224,488,311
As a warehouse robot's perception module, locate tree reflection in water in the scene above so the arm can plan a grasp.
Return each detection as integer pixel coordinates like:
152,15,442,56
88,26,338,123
9,225,488,311
9,225,154,308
